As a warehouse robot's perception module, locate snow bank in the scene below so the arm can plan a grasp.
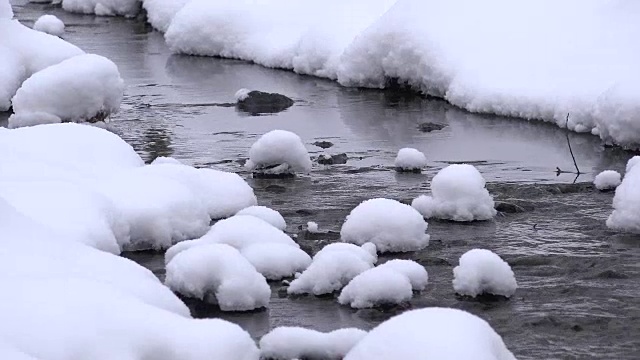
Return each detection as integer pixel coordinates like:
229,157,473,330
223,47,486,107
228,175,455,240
260,327,367,360
33,14,65,37
453,249,517,298
338,259,427,308
62,0,141,17
10,54,124,128
288,242,376,296
594,170,621,191
143,0,190,32
246,130,312,175
607,157,640,233
341,198,429,253
0,0,12,19
412,164,496,222
165,243,271,311
394,148,427,172
344,307,516,360
236,205,286,231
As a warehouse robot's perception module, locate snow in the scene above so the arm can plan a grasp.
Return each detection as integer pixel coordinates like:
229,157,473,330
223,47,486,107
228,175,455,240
10,54,124,128
245,130,312,175
62,0,141,17
394,147,427,172
606,157,640,233
594,170,621,191
33,14,65,37
143,0,190,32
453,249,517,298
260,327,367,360
240,243,312,281
0,48,24,111
236,205,287,231
0,0,12,18
151,156,183,165
307,221,319,233
235,88,251,101
163,0,640,148
340,198,429,253
338,259,427,308
412,164,496,221
344,307,516,360
288,242,376,296
165,243,271,311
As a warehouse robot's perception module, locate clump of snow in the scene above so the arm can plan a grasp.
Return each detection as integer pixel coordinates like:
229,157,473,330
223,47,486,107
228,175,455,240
606,157,640,233
151,156,182,165
338,260,427,308
344,307,516,360
452,249,517,298
394,147,427,172
307,221,320,233
246,130,312,175
340,198,429,253
62,0,141,17
143,0,191,32
165,243,271,311
10,54,124,128
288,242,377,296
412,164,496,222
0,49,25,111
235,88,251,101
0,0,12,18
236,205,286,231
593,170,622,191
33,14,65,37
260,327,367,360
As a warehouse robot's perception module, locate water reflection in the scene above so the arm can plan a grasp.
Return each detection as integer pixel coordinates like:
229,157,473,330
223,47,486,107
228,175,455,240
142,127,173,161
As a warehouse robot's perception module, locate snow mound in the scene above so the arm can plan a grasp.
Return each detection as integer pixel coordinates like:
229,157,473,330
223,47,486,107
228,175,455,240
307,221,320,233
151,156,182,165
62,0,141,17
453,249,517,298
236,205,286,231
33,15,65,37
143,0,190,32
245,130,312,175
0,0,12,18
341,198,429,253
344,307,516,360
394,148,427,172
260,327,367,360
10,54,124,128
165,243,271,311
338,260,427,308
594,170,621,191
288,242,376,296
241,243,312,281
606,157,640,233
0,48,25,111
412,164,496,221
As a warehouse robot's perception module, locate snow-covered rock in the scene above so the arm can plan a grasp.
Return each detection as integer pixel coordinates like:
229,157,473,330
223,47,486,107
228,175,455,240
0,48,25,111
62,0,141,17
288,242,376,296
307,221,320,233
594,170,622,191
235,88,251,101
236,205,286,231
165,243,271,311
412,164,496,222
33,14,65,37
10,54,124,128
245,130,312,175
341,198,429,253
344,307,516,360
260,327,367,360
240,243,312,281
0,0,12,19
606,157,640,233
453,249,517,298
394,147,427,172
338,260,427,308
142,0,190,32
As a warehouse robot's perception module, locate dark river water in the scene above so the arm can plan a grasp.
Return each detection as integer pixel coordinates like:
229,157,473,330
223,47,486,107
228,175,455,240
8,2,640,359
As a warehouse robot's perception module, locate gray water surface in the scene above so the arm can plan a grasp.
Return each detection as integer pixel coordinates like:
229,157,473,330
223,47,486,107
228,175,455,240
8,2,640,359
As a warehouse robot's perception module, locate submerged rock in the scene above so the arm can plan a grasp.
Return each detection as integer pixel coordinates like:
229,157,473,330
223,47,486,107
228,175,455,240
236,90,294,115
317,153,348,165
312,140,334,149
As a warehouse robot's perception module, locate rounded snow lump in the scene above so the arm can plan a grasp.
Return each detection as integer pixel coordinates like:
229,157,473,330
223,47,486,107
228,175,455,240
606,156,640,234
340,198,429,253
33,15,65,37
412,164,496,221
236,205,287,231
245,130,312,175
452,249,517,298
259,327,367,360
594,170,621,191
394,147,427,172
344,307,517,360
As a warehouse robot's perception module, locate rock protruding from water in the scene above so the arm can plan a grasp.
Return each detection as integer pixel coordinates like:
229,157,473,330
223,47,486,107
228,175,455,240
236,90,294,115
418,122,447,133
312,140,334,149
317,153,348,165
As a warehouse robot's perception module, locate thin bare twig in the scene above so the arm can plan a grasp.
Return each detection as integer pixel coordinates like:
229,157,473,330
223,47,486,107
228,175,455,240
565,113,581,175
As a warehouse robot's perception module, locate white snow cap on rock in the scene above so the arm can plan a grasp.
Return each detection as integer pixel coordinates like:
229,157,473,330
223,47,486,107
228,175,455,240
606,157,640,233
344,307,517,360
307,221,319,233
246,130,312,175
33,15,65,37
10,54,124,128
165,243,271,311
593,170,621,191
341,198,429,253
453,249,517,298
236,205,286,231
412,164,496,221
288,242,376,296
394,147,427,171
260,327,367,360
62,0,141,17
235,88,251,101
